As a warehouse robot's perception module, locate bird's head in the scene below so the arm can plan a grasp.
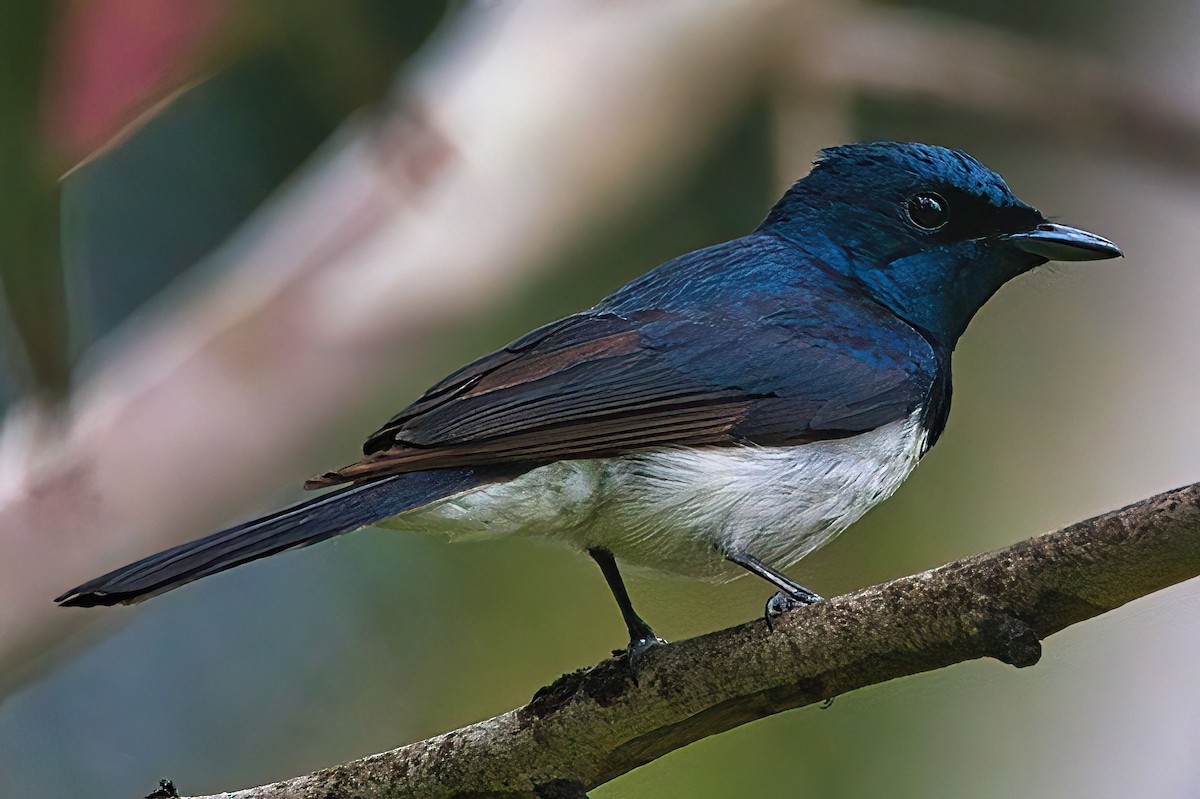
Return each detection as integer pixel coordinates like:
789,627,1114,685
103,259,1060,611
760,141,1121,348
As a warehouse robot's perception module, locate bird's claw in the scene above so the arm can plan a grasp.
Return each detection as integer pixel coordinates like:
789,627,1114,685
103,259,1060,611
626,634,667,682
763,588,823,631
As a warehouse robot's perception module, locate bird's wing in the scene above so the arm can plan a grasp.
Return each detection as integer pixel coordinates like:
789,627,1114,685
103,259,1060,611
307,307,933,488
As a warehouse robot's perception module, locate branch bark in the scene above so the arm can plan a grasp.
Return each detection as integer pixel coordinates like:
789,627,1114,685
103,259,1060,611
172,481,1200,799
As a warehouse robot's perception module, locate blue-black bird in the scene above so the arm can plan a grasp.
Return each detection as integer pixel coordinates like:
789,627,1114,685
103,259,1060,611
57,142,1121,659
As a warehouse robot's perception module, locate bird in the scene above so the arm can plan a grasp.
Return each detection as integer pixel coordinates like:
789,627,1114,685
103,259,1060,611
56,141,1122,662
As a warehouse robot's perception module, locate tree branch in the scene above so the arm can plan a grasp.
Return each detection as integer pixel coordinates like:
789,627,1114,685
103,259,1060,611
170,481,1200,799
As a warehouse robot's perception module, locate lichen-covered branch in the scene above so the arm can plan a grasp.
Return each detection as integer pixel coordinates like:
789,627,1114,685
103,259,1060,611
177,481,1200,799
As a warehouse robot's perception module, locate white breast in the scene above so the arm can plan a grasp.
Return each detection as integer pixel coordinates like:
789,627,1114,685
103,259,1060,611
389,410,928,580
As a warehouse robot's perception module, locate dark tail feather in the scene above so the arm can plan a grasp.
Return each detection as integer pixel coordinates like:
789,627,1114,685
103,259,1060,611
56,467,512,607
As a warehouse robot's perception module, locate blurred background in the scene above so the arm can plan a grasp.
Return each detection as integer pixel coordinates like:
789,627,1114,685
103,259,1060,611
1,1,1198,797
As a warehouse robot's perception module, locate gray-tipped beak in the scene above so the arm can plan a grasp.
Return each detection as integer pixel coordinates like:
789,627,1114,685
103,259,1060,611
1005,223,1123,261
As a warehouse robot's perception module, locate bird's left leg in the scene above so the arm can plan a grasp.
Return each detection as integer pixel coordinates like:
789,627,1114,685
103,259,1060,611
588,547,666,670
725,549,823,623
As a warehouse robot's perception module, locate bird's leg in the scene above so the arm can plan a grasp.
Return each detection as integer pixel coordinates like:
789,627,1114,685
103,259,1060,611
725,549,823,627
588,547,665,672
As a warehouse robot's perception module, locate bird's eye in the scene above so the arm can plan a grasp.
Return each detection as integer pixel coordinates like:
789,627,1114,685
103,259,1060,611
906,191,949,231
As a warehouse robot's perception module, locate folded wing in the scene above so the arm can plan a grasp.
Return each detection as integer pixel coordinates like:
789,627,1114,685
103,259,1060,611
308,307,934,488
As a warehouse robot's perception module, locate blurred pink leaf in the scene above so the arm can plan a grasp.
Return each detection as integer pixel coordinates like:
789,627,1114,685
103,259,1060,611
41,0,233,162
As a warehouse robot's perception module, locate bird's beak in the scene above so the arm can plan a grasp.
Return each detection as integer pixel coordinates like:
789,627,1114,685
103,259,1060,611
1005,223,1123,261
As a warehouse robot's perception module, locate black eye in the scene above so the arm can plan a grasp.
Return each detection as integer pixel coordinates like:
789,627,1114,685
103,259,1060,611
906,191,949,231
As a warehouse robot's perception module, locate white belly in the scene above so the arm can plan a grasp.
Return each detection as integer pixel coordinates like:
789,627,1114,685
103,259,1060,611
383,411,927,580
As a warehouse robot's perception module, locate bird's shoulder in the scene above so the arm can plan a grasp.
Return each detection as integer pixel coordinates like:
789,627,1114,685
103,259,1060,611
599,231,944,383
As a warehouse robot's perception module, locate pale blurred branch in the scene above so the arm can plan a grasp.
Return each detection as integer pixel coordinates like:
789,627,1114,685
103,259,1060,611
171,482,1200,798
791,6,1200,168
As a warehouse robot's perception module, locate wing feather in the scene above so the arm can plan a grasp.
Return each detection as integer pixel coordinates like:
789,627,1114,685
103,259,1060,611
308,302,935,489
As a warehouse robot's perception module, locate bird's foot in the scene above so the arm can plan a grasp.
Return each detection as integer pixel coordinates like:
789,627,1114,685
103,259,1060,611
620,632,667,683
764,587,823,632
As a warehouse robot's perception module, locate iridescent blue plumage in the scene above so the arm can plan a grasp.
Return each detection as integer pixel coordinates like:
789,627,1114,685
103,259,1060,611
599,232,945,446
762,142,1047,344
58,143,1121,659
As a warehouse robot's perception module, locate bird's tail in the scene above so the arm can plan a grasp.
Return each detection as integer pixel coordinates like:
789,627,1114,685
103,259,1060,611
56,468,511,607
